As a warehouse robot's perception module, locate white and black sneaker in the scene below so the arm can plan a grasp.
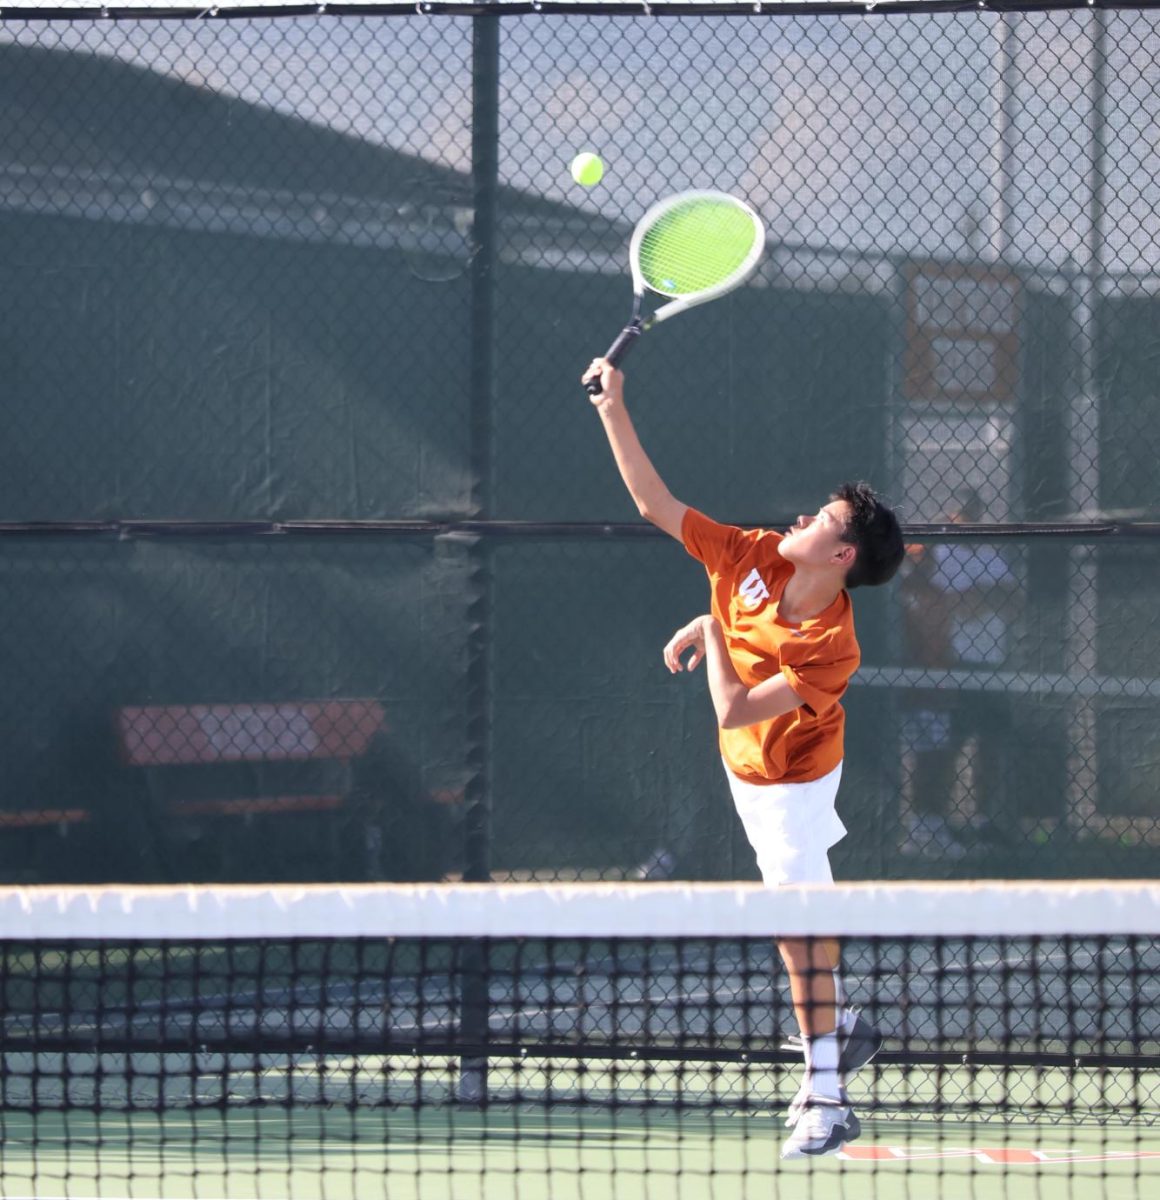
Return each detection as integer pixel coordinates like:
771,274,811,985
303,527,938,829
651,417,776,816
780,1092,861,1159
783,1009,882,1127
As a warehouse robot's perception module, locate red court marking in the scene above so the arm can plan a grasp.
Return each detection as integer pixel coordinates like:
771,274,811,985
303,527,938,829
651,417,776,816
841,1145,1160,1165
840,1146,974,1162
977,1149,1042,1164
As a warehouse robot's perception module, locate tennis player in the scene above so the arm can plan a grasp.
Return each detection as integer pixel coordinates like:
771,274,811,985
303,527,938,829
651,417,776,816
583,358,905,1159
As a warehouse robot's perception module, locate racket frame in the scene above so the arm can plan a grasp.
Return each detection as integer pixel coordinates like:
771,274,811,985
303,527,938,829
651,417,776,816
586,190,765,393
628,189,766,328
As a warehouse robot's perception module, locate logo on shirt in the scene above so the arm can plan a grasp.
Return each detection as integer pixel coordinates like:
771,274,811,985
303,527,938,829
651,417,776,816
738,568,771,610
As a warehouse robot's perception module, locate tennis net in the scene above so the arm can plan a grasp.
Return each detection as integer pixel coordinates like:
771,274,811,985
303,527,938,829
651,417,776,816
1,881,1157,1198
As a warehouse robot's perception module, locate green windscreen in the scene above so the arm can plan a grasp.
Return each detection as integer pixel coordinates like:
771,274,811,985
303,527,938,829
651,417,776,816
637,197,760,297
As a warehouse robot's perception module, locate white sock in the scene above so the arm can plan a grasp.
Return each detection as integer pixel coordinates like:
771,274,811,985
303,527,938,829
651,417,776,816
804,1032,842,1099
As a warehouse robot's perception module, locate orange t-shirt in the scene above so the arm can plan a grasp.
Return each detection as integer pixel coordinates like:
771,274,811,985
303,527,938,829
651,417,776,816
682,507,860,786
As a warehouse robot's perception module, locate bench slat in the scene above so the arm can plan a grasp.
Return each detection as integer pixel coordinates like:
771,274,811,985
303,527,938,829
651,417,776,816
0,809,89,829
169,794,344,818
117,700,387,766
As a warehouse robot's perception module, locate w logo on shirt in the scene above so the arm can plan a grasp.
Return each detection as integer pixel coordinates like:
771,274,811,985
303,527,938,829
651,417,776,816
738,568,771,610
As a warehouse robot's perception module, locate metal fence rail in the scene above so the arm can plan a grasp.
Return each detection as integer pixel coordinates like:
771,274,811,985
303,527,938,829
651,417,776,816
0,1,1158,883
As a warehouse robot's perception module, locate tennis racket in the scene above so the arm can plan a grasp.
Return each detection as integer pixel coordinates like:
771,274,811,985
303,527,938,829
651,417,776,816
584,190,766,396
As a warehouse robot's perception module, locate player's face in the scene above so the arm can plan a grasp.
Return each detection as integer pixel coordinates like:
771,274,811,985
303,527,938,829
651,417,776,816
778,500,854,568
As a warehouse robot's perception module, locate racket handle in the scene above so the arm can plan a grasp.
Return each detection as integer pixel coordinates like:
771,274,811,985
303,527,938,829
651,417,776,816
585,322,643,395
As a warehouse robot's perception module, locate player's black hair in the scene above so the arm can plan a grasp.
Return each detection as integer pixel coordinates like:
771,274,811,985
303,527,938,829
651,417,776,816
832,481,905,590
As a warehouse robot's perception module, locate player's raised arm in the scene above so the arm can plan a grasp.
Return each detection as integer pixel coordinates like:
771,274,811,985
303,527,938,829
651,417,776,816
582,357,688,542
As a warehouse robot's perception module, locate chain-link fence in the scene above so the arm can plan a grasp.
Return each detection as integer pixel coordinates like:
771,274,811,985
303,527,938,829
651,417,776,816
1,1,1158,885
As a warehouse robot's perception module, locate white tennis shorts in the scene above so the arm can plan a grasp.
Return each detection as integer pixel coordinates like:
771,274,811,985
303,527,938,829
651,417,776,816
725,761,846,886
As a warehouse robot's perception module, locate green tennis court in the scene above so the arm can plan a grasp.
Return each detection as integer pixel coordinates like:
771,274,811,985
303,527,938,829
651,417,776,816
1,1107,1155,1200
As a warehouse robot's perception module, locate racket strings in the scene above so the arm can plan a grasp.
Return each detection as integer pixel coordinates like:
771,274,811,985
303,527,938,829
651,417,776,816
637,199,761,297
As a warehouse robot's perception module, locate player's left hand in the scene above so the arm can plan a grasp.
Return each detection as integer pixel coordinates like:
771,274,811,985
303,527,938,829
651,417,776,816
663,616,712,674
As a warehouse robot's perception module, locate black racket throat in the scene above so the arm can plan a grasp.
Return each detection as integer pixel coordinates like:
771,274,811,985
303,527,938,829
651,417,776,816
605,317,646,366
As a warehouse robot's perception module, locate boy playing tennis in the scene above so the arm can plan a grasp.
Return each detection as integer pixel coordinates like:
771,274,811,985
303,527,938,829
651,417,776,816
583,358,905,1159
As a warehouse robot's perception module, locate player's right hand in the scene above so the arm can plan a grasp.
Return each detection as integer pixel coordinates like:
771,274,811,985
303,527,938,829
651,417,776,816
582,358,623,407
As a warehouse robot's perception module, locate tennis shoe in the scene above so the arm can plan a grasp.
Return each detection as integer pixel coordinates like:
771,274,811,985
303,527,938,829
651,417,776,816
838,1008,883,1077
783,1009,882,1127
779,1093,861,1159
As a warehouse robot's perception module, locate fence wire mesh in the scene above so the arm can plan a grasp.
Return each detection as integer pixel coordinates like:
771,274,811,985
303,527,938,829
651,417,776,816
0,3,1158,883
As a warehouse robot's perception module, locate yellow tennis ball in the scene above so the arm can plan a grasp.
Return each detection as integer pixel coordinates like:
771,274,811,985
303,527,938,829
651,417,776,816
570,151,604,187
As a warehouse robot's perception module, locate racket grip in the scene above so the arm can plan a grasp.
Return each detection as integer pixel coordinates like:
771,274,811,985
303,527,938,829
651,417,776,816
585,322,643,396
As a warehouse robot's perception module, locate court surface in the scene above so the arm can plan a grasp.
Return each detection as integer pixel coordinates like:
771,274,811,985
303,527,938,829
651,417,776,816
2,1107,1157,1200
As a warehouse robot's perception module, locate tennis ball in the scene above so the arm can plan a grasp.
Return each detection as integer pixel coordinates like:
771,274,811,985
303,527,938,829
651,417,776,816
570,151,604,187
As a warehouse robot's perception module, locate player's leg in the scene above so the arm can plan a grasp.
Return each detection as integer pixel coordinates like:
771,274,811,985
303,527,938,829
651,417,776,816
784,934,872,1090
725,763,872,1157
775,932,863,1158
778,934,842,1094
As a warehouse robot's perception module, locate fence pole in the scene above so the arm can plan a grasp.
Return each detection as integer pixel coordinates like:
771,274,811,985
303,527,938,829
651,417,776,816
1064,10,1107,837
458,10,500,1107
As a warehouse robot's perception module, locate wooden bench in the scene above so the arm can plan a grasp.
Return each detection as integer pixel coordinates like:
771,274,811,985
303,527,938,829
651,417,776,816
116,700,387,874
0,805,93,884
0,808,90,832
117,698,386,804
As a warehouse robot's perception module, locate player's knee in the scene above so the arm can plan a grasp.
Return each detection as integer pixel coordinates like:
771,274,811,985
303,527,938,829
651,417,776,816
776,937,814,972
